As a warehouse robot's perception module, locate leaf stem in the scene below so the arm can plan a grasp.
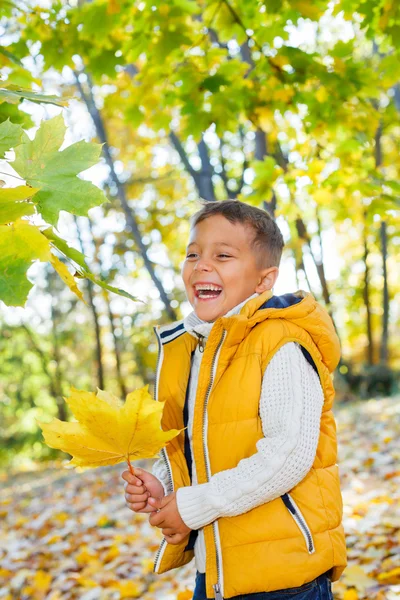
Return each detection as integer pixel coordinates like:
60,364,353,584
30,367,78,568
0,170,25,181
126,456,135,475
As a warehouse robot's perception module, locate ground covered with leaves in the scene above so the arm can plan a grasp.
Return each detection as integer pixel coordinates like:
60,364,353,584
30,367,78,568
0,395,399,600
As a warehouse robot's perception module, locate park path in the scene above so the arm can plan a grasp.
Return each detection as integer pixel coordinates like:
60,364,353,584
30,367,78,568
0,395,399,599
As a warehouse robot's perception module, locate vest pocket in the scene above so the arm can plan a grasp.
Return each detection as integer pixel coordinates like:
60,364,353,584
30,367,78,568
281,492,316,554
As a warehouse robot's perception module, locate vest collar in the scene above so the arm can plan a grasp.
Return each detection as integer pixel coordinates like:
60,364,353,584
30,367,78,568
155,288,340,373
219,289,274,347
155,289,274,348
183,292,259,341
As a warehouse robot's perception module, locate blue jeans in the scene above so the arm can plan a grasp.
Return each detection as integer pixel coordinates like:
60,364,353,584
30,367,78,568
192,569,334,600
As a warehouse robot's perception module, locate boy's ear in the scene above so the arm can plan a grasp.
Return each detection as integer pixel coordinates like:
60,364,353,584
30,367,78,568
255,267,279,293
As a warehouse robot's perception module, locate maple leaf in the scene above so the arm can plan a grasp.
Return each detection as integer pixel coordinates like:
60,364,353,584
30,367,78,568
0,118,23,158
37,385,183,470
0,219,51,306
49,252,86,304
11,114,106,227
0,185,39,224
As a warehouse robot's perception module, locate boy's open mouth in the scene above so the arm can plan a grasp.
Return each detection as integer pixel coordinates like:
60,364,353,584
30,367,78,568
193,283,223,301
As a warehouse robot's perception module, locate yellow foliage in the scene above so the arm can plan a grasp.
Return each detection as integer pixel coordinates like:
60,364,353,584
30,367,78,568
315,87,328,103
273,88,295,102
49,253,86,304
333,57,347,75
33,570,52,592
269,55,290,68
116,580,142,598
37,385,183,468
313,189,332,205
343,589,359,600
254,107,274,133
290,0,324,19
377,566,400,584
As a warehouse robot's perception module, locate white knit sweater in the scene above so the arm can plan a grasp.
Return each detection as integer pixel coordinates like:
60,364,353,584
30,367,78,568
152,292,324,573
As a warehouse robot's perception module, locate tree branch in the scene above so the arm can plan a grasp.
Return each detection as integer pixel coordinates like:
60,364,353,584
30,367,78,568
74,67,176,320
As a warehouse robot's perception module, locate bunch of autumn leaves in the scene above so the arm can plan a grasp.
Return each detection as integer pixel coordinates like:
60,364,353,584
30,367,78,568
37,386,181,472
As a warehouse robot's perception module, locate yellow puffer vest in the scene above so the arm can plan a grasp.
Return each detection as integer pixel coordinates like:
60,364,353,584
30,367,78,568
152,290,347,598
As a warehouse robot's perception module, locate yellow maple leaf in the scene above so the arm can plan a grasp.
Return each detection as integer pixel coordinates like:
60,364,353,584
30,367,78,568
343,590,358,600
116,580,142,598
177,590,194,600
37,385,182,469
378,567,400,584
49,252,86,304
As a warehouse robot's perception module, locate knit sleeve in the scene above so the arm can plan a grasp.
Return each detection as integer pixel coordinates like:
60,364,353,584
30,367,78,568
176,342,324,530
151,456,173,496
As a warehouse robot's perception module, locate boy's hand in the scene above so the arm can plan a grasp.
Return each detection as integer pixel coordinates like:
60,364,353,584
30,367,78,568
122,468,165,514
148,492,192,544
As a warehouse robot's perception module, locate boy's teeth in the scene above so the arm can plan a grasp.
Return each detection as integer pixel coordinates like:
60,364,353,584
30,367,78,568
195,284,222,291
197,289,222,299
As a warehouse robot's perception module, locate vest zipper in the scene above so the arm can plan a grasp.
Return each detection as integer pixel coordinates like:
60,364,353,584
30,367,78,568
284,493,315,554
195,332,206,352
152,326,174,573
202,329,227,600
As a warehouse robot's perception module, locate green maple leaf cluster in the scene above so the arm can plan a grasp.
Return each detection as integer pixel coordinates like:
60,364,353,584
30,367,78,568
11,115,105,226
0,114,138,307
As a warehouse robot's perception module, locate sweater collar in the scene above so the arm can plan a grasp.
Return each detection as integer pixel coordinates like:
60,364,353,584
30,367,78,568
183,292,260,340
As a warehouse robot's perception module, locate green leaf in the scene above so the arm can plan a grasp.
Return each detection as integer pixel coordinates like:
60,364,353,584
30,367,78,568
0,185,39,224
12,114,66,179
0,118,23,158
82,269,143,305
41,226,89,270
0,85,69,107
383,180,400,194
201,75,229,93
12,115,106,226
43,228,143,303
0,219,51,306
0,47,24,67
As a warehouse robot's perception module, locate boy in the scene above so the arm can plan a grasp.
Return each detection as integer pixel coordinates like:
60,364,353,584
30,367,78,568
122,200,347,599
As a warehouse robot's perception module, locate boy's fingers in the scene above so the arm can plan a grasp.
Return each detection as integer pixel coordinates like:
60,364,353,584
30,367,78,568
127,501,147,512
121,470,136,482
125,483,146,495
125,491,149,503
138,504,158,513
149,511,165,527
122,474,143,488
148,496,163,510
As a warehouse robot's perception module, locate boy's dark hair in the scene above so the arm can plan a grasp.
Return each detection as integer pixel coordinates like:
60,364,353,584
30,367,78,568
190,200,285,268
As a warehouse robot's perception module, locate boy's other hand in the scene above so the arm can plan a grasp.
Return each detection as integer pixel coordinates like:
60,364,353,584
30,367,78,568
148,493,192,544
122,468,165,514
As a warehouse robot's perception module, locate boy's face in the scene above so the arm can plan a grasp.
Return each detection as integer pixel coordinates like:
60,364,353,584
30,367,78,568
181,214,279,322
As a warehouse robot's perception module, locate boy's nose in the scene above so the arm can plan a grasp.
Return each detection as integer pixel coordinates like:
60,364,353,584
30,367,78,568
194,259,212,271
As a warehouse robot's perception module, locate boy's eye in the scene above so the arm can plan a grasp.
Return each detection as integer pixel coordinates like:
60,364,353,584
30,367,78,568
185,253,232,259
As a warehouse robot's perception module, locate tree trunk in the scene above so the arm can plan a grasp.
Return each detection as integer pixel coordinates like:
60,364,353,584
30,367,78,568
363,211,374,366
105,291,128,398
374,120,390,365
169,131,217,201
22,323,67,421
74,216,105,390
86,217,128,396
379,220,389,364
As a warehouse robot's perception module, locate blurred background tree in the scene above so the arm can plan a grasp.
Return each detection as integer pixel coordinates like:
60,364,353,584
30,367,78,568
0,0,399,471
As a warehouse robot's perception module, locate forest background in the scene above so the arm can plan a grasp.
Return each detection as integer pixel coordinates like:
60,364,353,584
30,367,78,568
0,1,400,599
0,0,399,471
